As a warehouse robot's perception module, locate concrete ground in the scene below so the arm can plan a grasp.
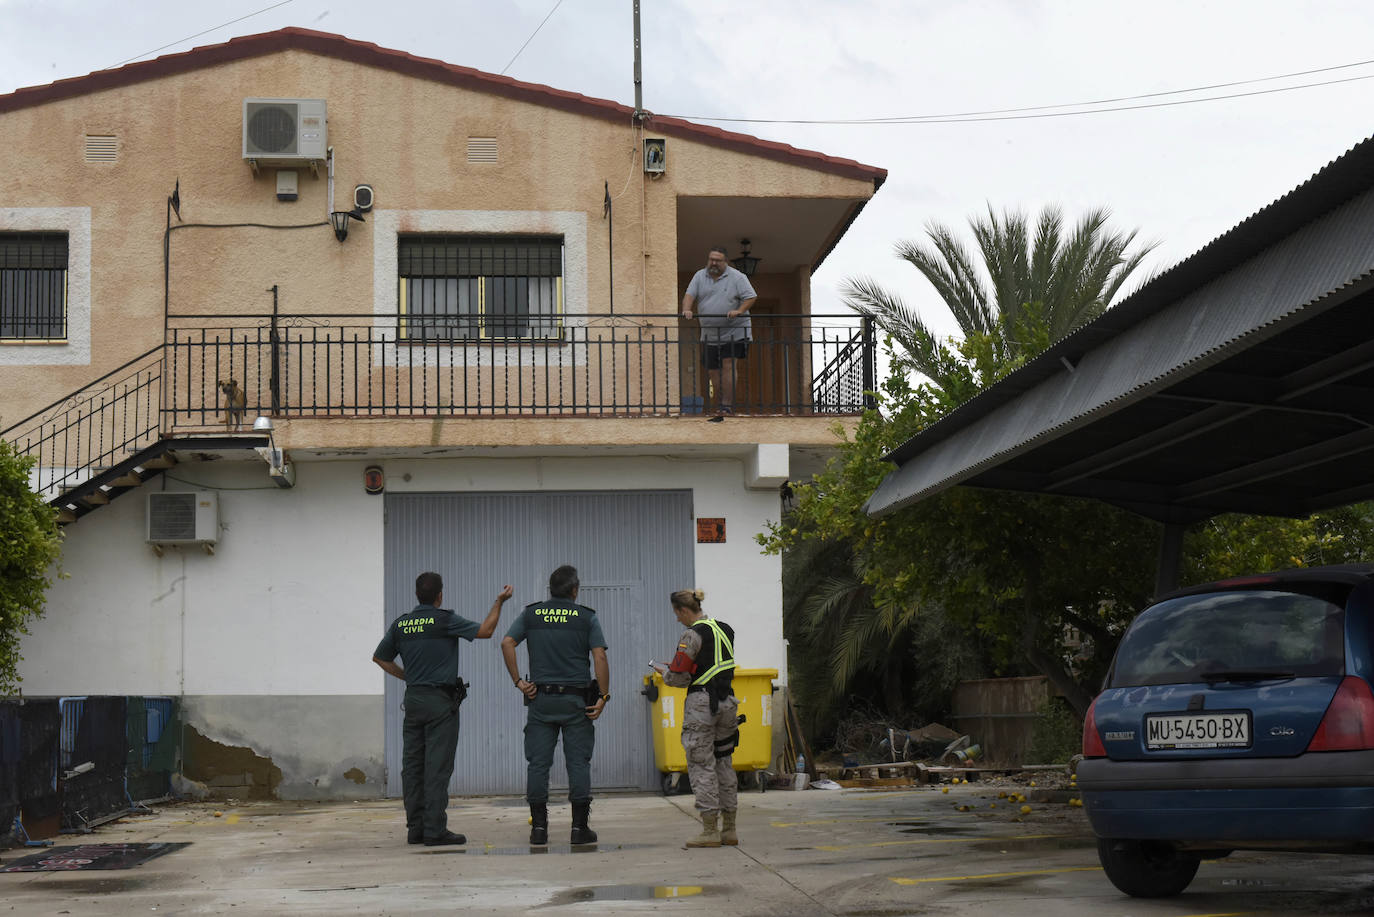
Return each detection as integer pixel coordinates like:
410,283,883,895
3,782,1374,915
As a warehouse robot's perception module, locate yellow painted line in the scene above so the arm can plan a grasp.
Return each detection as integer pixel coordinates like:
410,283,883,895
224,814,241,825
771,817,898,827
816,833,1067,852
891,865,1101,885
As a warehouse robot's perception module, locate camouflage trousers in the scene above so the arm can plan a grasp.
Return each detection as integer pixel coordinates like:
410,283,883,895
681,690,739,813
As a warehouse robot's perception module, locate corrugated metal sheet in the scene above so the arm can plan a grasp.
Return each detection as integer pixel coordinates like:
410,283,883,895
887,133,1374,467
383,490,693,797
870,184,1374,517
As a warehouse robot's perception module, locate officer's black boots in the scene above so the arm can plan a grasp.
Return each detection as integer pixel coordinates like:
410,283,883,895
529,803,549,846
570,801,597,845
423,830,466,846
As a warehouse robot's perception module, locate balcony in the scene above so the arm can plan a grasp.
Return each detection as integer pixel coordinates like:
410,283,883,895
162,311,873,423
3,312,875,509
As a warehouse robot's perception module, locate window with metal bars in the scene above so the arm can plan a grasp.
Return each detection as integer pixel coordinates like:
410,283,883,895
398,235,563,341
0,232,68,341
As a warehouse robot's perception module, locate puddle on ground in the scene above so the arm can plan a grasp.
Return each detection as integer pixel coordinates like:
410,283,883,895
950,873,1040,890
15,878,152,893
968,836,1095,853
420,842,652,856
545,884,719,905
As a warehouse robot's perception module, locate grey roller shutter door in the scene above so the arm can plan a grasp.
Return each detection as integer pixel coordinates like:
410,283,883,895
383,490,693,796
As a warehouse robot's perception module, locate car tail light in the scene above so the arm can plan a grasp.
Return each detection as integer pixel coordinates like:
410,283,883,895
1307,676,1374,752
1082,697,1107,758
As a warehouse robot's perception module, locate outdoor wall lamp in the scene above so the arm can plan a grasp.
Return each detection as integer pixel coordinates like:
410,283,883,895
252,415,295,488
330,207,366,242
730,238,761,277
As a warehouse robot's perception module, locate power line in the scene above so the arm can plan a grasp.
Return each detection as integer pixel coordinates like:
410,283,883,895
500,0,566,76
103,0,295,71
663,60,1374,126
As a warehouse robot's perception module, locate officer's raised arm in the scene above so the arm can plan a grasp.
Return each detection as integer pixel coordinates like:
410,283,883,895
475,584,514,639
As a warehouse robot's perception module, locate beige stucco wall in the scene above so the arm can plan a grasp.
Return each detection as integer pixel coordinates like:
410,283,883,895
0,47,874,442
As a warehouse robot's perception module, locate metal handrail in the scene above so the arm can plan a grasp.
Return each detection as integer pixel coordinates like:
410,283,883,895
2,312,875,500
2,348,163,500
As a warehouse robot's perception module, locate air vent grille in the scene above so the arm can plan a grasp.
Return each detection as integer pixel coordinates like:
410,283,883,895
84,135,118,163
148,493,196,540
248,105,297,154
467,137,498,163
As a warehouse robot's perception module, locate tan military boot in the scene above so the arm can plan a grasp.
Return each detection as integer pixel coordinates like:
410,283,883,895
686,810,721,847
719,809,738,846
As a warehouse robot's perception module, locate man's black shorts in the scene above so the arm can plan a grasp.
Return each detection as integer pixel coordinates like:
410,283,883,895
702,339,749,369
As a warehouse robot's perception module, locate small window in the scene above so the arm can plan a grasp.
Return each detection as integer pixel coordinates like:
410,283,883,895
0,232,68,341
398,235,562,341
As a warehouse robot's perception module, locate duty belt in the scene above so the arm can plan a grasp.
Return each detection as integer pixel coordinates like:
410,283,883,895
534,683,586,695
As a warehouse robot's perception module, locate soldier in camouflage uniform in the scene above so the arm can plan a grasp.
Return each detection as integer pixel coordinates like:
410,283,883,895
653,588,739,847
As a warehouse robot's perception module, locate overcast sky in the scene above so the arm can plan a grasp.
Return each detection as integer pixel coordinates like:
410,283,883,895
3,0,1372,338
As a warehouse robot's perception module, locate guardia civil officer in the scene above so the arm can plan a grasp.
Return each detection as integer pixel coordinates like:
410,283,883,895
651,588,739,847
373,572,513,846
500,564,610,846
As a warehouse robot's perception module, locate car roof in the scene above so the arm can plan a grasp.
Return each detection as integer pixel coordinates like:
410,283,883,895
1161,564,1374,602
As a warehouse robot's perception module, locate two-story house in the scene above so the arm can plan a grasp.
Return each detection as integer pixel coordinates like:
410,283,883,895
0,28,884,799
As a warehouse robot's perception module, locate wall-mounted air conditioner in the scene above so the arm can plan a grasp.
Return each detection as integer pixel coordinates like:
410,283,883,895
243,98,327,166
147,492,219,546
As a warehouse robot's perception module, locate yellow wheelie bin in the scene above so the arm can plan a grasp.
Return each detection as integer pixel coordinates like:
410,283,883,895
641,667,777,794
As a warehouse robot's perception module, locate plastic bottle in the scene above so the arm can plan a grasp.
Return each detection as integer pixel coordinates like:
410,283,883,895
793,754,807,790
795,754,805,773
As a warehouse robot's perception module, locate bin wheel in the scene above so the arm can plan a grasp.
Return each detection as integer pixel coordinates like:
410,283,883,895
757,769,766,793
660,772,676,796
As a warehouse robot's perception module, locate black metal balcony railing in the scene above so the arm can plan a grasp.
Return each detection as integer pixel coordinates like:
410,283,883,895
2,313,875,501
164,312,872,423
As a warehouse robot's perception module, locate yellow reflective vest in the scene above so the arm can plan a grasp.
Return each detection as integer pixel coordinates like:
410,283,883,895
691,618,736,687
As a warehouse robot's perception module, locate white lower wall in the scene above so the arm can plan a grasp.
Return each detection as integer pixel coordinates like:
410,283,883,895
17,449,784,797
19,460,385,697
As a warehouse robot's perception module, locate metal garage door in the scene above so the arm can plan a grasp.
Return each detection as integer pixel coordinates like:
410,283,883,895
383,490,694,796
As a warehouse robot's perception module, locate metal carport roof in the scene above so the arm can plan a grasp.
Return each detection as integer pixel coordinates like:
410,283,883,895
867,134,1374,525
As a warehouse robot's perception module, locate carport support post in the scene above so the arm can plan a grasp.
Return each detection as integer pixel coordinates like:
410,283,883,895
1155,521,1185,598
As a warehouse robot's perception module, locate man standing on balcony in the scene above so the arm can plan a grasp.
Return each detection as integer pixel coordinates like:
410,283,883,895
681,245,757,415
373,572,513,847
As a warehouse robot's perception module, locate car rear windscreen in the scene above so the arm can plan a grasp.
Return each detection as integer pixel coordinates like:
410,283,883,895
1109,589,1347,687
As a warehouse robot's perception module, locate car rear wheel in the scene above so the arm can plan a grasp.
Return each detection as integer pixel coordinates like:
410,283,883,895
1097,839,1200,897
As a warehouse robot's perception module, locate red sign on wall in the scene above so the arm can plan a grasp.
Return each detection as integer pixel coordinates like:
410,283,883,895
696,518,726,543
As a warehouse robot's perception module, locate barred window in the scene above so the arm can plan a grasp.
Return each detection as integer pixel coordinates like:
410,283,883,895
1,232,68,341
398,235,563,340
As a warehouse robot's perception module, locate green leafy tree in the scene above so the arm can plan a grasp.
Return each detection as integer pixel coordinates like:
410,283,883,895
766,205,1161,721
1184,503,1374,585
771,206,1374,724
0,440,63,695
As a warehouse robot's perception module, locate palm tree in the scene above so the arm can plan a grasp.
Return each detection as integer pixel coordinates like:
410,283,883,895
844,205,1156,385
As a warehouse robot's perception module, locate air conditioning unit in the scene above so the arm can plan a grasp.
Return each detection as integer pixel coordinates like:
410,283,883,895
147,492,219,545
243,98,327,166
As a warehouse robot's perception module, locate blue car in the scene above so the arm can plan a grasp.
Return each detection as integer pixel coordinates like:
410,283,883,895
1078,564,1374,897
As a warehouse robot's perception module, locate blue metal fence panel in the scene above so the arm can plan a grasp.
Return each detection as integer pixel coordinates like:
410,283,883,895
57,697,86,776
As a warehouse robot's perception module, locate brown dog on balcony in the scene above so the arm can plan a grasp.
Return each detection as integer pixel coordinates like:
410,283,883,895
219,379,247,430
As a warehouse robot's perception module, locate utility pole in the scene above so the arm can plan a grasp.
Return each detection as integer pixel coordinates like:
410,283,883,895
632,0,645,121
